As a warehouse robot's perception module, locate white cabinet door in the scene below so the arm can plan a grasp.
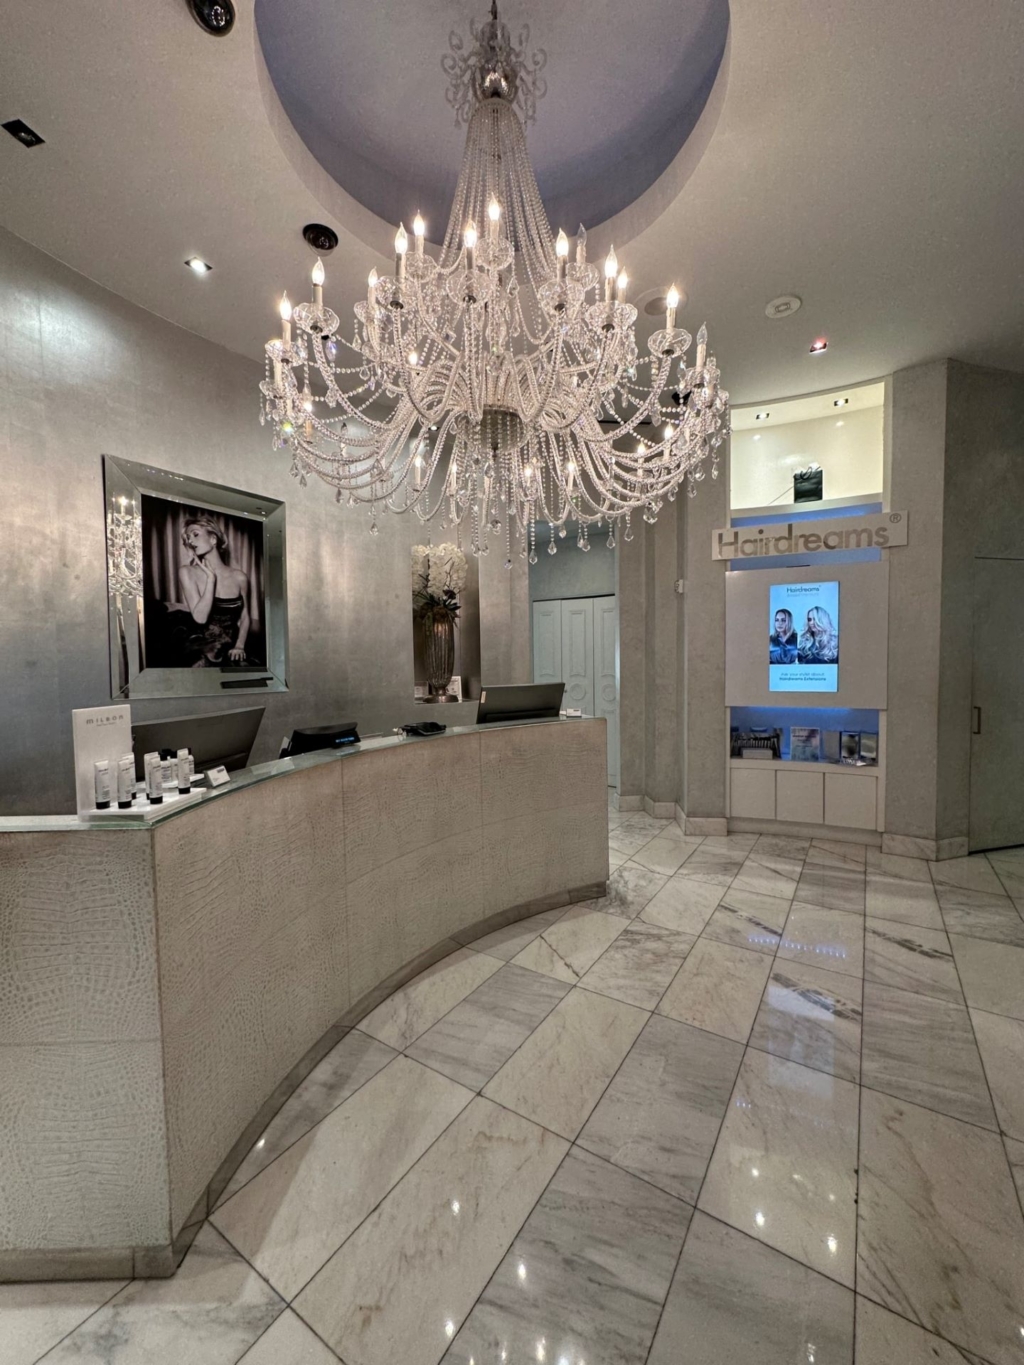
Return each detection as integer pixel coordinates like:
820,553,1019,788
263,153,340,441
594,596,619,786
560,598,595,716
730,768,776,819
532,600,562,687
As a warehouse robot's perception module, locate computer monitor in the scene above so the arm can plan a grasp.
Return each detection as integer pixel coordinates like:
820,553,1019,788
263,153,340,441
476,683,565,724
131,706,265,780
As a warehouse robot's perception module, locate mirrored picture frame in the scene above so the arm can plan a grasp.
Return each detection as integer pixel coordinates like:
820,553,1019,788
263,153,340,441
103,455,288,699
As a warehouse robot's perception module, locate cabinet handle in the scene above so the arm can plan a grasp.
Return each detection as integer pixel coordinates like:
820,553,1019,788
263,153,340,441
972,706,982,735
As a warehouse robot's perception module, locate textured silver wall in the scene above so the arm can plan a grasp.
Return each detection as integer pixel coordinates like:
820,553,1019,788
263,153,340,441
0,228,529,814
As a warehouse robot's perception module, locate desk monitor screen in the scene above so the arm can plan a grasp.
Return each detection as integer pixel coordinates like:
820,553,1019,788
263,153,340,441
131,706,265,780
476,683,565,724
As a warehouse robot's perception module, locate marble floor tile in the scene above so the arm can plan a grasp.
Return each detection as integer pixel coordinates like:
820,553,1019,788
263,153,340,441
929,855,1007,896
293,1097,568,1365
745,843,807,882
407,964,569,1091
698,1049,859,1286
577,1014,742,1202
938,889,1024,945
854,1296,988,1365
483,987,647,1139
1006,1136,1024,1206
703,887,791,955
577,921,695,1010
607,847,629,870
217,1030,398,1206
0,1278,128,1365
672,847,746,886
608,824,660,857
794,864,866,913
731,861,800,902
619,813,673,836
866,848,932,881
754,834,812,860
442,1148,691,1365
510,904,627,984
237,1310,341,1364
812,838,868,868
358,947,502,1050
631,831,704,876
865,872,944,929
970,1008,1024,1140
657,937,772,1044
699,833,759,854
863,917,962,1004
648,1212,854,1365
948,935,1024,1019
43,1226,283,1365
461,908,564,962
592,862,669,919
212,1057,473,1299
778,904,865,978
860,981,997,1130
857,1088,1024,1365
640,875,725,934
749,960,863,1082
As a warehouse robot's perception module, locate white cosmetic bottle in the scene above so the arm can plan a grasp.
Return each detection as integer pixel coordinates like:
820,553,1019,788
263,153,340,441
116,754,136,809
144,751,163,805
177,748,192,795
93,760,111,810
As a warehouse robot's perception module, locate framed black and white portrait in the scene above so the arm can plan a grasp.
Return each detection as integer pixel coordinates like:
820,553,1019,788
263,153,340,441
103,456,288,698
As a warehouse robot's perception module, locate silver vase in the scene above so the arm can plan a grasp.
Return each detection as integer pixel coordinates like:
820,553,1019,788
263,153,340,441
423,610,455,695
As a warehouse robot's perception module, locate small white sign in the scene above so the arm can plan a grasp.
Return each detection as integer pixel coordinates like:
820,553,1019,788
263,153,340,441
72,704,132,817
205,765,231,788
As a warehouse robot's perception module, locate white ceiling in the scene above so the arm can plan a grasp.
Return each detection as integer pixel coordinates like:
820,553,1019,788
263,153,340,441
1,0,1022,405
731,381,885,429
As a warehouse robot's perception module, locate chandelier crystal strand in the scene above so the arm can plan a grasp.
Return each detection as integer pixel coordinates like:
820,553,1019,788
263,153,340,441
260,1,728,561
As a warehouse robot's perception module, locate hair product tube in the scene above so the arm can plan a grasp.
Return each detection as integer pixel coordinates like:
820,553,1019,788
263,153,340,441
177,748,191,794
116,754,136,809
144,751,163,805
93,760,111,810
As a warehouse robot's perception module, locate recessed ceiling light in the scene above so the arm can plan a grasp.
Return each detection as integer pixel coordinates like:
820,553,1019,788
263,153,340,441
809,338,828,354
755,411,770,421
765,294,801,320
185,256,212,275
833,397,848,407
836,420,844,427
2,118,44,148
753,433,761,441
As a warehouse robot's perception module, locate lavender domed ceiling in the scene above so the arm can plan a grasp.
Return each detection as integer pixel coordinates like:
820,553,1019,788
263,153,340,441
255,0,729,240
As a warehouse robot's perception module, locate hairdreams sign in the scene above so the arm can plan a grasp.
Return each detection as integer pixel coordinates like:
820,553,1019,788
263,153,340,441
712,511,908,561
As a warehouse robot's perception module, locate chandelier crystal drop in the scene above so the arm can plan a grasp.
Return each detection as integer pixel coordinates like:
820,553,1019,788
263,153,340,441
260,1,728,559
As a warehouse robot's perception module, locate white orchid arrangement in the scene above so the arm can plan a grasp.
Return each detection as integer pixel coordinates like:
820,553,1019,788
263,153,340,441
411,543,468,621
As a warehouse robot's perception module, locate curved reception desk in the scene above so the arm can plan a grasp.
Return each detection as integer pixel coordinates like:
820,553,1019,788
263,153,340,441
0,718,608,1281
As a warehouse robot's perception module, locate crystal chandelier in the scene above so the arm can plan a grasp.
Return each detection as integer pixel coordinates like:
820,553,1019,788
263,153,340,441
260,1,728,562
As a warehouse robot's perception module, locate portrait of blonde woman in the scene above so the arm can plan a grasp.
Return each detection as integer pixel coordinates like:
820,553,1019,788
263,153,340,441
798,604,839,664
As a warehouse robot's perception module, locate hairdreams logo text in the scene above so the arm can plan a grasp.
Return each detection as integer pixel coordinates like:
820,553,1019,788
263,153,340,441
712,512,908,561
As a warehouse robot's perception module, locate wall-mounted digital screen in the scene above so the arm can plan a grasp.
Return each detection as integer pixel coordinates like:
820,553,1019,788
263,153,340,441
769,581,840,692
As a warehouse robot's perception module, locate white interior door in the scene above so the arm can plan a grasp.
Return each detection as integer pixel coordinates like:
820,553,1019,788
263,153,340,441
969,558,1024,851
594,596,619,786
531,600,562,687
560,598,595,715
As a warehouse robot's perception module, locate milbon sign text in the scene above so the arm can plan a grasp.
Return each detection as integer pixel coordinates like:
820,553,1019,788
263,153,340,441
711,511,908,561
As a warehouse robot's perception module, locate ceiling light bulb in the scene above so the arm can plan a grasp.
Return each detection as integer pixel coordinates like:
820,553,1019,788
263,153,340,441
617,270,628,293
279,292,292,321
666,285,680,310
368,267,378,288
488,199,502,224
810,337,828,354
555,229,569,258
186,256,212,275
753,433,761,440
664,424,672,440
604,246,618,279
464,221,478,250
833,397,848,406
311,258,325,287
395,223,408,255
409,350,419,366
413,213,425,238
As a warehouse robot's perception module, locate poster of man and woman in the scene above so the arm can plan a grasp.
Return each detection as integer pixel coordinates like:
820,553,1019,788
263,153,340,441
769,581,840,692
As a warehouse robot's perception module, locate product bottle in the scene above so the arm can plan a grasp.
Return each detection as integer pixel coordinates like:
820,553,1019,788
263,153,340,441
93,760,111,810
177,748,191,795
159,755,173,791
116,754,136,809
144,751,163,805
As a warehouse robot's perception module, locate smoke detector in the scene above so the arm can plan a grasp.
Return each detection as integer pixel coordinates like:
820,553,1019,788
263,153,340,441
765,295,802,320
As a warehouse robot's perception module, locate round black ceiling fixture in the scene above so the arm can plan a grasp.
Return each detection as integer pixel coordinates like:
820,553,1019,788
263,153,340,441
303,223,339,254
188,0,235,37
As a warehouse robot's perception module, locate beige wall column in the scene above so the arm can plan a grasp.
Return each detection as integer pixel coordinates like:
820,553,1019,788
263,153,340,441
615,519,647,805
478,548,531,686
678,465,729,832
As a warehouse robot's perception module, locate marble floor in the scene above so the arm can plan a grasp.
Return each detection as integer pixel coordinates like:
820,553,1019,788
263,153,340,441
7,814,1024,1365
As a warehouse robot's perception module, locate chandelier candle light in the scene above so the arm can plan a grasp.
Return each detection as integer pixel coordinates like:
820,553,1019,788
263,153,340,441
260,1,728,564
